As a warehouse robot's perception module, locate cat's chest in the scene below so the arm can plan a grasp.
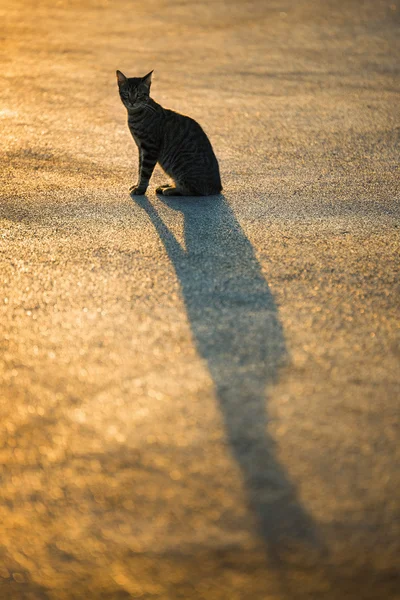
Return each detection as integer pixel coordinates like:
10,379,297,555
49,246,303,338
128,125,142,147
128,125,154,153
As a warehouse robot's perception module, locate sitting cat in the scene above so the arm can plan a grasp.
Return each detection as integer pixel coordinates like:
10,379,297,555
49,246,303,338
117,70,222,196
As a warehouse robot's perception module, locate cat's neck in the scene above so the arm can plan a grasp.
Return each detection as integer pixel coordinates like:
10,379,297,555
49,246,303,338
127,98,162,120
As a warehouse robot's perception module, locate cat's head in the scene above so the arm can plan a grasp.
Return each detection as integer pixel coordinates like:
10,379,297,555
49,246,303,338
116,70,153,110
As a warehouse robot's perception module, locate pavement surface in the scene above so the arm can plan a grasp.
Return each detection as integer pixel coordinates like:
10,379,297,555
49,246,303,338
1,0,400,598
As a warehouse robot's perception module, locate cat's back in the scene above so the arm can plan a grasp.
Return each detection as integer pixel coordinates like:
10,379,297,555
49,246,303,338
162,107,219,162
163,107,206,137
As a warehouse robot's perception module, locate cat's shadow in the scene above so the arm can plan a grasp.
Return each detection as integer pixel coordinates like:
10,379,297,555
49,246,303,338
132,193,320,563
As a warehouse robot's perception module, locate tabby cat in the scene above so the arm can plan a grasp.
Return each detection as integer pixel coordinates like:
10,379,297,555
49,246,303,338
117,70,222,196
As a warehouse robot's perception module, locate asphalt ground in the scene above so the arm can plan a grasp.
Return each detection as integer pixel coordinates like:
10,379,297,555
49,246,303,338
1,0,399,598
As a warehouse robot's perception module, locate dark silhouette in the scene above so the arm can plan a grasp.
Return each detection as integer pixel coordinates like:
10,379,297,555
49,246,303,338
133,194,320,564
117,70,222,197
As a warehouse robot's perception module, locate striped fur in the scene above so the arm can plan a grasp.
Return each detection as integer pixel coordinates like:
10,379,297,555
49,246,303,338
117,70,222,196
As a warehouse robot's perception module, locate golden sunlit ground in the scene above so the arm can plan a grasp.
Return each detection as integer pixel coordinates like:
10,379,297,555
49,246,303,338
1,0,399,598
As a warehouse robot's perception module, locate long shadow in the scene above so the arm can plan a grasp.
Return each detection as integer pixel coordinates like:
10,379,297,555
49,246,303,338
133,194,320,566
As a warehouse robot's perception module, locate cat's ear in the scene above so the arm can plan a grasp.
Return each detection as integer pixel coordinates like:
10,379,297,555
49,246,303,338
116,70,127,86
142,70,153,88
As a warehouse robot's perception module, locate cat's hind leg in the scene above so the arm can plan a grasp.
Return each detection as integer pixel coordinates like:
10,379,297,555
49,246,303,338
159,186,183,196
155,184,172,194
159,185,202,196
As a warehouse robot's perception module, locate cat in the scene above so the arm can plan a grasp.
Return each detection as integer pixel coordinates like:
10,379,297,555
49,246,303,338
116,70,222,196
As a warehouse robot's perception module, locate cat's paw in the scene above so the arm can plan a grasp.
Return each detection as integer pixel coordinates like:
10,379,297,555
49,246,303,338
129,185,146,196
156,184,170,194
161,186,182,197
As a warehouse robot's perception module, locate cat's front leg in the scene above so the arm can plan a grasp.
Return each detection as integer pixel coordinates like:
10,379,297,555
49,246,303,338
129,148,157,196
129,148,144,195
